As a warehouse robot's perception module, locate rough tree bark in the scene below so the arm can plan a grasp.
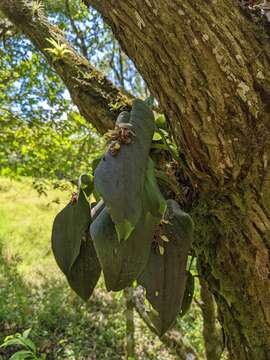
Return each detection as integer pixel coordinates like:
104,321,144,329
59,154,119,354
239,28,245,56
84,0,270,360
1,0,270,359
83,1,270,359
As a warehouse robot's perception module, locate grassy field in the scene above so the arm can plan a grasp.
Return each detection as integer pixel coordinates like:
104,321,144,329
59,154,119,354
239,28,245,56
0,177,204,359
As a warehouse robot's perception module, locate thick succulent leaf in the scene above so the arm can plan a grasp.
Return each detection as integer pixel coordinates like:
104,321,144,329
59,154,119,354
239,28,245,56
115,110,130,125
67,232,101,301
165,199,194,242
94,99,155,241
78,173,93,197
138,199,193,336
180,271,195,317
90,158,164,291
90,207,157,291
144,158,167,219
51,189,91,275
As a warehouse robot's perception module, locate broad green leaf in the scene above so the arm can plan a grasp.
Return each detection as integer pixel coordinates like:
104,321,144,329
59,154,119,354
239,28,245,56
90,157,164,290
180,271,195,317
166,199,194,240
138,199,193,336
67,232,101,301
51,188,91,275
90,208,157,292
94,99,155,241
90,158,167,290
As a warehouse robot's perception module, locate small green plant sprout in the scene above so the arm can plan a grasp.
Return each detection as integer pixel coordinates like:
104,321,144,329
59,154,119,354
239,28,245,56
0,328,46,360
45,38,73,62
31,0,45,16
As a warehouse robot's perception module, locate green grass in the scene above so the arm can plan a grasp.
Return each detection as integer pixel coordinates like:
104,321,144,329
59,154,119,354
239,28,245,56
0,177,69,281
0,177,204,359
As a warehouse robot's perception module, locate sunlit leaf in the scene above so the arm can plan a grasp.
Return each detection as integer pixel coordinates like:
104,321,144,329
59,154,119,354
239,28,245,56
152,132,162,141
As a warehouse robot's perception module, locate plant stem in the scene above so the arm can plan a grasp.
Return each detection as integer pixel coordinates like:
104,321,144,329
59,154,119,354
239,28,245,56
124,287,135,360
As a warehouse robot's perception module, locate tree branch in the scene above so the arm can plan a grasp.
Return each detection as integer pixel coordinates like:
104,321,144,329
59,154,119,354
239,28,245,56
85,0,270,189
0,0,132,134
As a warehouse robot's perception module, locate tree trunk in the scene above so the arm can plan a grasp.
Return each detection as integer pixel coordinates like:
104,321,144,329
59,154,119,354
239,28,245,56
196,190,270,359
86,1,270,359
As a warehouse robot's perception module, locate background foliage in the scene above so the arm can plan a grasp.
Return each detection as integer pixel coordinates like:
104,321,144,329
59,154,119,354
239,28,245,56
0,0,145,180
